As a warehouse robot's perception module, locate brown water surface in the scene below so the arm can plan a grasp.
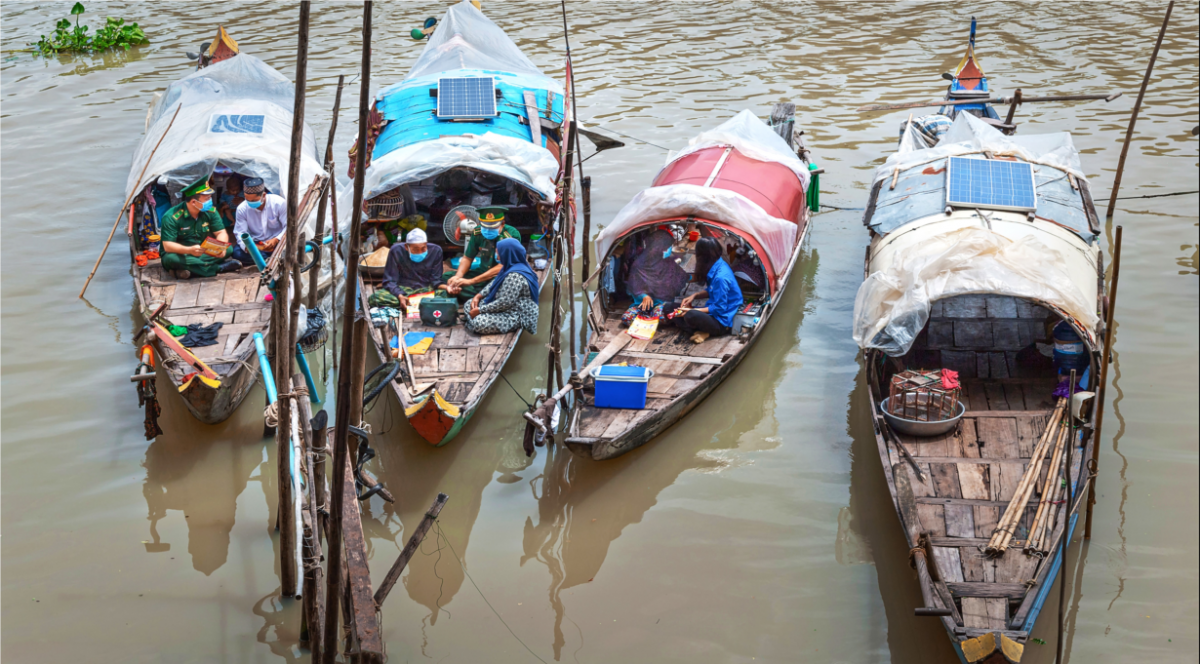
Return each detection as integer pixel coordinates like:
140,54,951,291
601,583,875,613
2,2,1197,663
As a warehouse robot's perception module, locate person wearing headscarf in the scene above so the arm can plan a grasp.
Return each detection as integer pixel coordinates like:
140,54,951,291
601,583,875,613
661,237,743,343
618,228,690,326
465,238,539,335
380,228,445,308
232,178,287,266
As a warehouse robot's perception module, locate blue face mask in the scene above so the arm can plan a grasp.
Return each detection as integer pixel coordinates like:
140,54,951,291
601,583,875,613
247,200,263,209
200,199,214,212
409,251,428,263
481,227,500,240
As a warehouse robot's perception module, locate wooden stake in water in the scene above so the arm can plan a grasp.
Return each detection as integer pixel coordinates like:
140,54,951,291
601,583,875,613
1105,1,1174,218
1057,369,1077,664
1086,225,1123,538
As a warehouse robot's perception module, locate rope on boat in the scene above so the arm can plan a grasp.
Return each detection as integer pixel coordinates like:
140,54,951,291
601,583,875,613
1114,189,1198,200
263,384,310,427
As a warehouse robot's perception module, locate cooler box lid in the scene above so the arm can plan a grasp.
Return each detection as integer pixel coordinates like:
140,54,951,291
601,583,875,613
591,365,654,383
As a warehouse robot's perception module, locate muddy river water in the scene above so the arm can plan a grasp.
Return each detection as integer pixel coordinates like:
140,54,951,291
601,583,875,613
2,2,1197,663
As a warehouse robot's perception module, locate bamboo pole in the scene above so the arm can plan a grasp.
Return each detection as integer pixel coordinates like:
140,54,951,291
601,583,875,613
323,3,372,661
295,376,325,658
1086,226,1123,538
1056,370,1077,664
80,104,182,299
857,92,1121,113
1106,1,1174,219
1024,422,1068,552
987,399,1066,553
581,176,592,293
309,75,346,309
329,168,340,371
374,493,449,607
274,0,311,598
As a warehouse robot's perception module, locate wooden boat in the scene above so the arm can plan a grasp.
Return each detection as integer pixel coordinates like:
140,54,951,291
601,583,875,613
126,27,326,425
351,1,576,446
855,23,1108,664
938,18,1004,125
564,104,816,460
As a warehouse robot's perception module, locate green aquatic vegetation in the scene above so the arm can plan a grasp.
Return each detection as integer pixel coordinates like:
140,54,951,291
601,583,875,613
32,3,148,55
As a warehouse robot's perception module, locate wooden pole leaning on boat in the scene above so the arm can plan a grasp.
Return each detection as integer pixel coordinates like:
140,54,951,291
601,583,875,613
80,104,182,299
1086,225,1123,538
524,331,633,436
309,74,346,309
1056,370,1078,664
856,92,1121,113
323,3,377,662
294,375,325,658
374,493,449,608
986,398,1067,554
1106,1,1174,219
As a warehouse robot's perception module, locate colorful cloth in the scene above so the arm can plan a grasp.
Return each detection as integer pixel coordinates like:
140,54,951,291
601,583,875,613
368,290,402,308
404,332,437,355
621,300,666,326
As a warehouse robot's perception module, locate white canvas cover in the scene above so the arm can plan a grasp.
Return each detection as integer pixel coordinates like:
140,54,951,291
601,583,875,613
407,0,555,87
359,131,560,203
594,183,797,280
129,54,323,203
877,112,1084,183
672,109,811,191
852,225,1099,355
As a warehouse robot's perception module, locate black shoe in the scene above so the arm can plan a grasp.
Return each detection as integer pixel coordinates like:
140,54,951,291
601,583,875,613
173,269,193,280
219,259,242,274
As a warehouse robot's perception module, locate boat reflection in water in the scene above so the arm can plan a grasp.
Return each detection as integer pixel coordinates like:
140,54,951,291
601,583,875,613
523,248,817,658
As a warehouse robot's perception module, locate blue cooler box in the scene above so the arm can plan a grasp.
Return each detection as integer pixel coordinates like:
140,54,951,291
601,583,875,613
590,365,655,409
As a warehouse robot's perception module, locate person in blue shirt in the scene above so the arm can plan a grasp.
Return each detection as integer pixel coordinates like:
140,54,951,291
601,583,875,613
663,237,743,343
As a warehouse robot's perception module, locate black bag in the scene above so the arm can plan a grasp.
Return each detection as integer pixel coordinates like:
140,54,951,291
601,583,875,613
419,297,459,327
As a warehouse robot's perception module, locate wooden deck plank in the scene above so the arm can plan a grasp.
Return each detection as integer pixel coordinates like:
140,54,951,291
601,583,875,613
223,333,243,355
196,281,226,307
439,349,467,373
960,419,981,458
976,417,1021,460
1015,414,1048,458
580,407,621,438
957,464,990,500
929,463,962,498
997,463,1024,502
148,285,176,307
616,351,722,366
948,582,1028,599
233,307,266,323
1003,383,1026,409
965,380,990,411
930,546,965,582
994,547,1042,585
222,278,258,304
171,282,201,309
974,506,1000,540
916,504,946,537
960,547,996,583
905,463,937,498
478,334,504,345
944,505,975,538
984,381,1010,410
962,598,991,629
985,598,1008,630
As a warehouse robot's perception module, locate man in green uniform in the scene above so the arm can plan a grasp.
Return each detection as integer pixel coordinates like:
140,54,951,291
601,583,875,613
160,177,238,279
443,206,521,301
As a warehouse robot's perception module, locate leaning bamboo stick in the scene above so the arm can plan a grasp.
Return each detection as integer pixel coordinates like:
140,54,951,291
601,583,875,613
987,400,1066,553
988,405,1062,550
1026,420,1070,552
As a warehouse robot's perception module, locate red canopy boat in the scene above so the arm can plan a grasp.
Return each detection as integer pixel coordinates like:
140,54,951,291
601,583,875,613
565,105,817,460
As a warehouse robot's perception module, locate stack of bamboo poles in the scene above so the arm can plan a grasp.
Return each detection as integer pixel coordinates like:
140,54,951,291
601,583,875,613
1025,416,1074,555
986,398,1068,555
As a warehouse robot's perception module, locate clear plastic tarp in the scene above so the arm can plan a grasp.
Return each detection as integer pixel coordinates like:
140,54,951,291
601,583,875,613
852,226,1098,355
128,54,323,204
878,112,1084,181
406,0,554,86
672,109,811,192
595,183,797,282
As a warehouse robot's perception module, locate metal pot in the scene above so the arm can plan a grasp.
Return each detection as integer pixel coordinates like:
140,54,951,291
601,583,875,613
879,395,966,437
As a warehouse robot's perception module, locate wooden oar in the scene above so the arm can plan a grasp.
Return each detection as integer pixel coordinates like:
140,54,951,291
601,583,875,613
856,92,1121,113
80,104,182,299
151,321,220,382
523,332,632,435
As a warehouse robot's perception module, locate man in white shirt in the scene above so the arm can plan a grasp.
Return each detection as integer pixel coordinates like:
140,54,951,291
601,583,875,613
232,177,288,266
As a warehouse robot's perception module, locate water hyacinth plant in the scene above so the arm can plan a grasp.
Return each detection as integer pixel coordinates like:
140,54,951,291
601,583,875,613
32,3,148,55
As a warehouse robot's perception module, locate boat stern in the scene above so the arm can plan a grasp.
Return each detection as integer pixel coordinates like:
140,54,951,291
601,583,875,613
404,390,465,446
958,631,1025,663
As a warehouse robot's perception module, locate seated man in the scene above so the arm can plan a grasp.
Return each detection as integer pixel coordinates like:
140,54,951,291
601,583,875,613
443,206,521,302
380,228,444,308
160,177,238,279
232,178,287,266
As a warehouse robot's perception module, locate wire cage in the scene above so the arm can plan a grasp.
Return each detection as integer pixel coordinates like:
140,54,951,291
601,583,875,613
887,369,961,422
366,187,407,221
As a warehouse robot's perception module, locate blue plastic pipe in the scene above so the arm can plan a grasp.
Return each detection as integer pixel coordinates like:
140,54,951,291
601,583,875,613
252,332,278,404
240,232,268,272
294,344,320,403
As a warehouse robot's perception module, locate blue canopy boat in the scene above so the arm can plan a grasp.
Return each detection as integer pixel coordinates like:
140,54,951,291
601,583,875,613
349,1,575,446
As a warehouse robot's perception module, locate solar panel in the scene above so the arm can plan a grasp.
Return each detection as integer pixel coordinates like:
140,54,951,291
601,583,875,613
946,156,1037,212
209,114,264,134
436,77,497,120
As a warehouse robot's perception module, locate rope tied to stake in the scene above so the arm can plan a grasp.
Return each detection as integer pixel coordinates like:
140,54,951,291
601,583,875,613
263,384,311,427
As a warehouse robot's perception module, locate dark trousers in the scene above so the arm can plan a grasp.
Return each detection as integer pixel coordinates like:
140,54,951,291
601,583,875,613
233,245,273,267
662,304,730,336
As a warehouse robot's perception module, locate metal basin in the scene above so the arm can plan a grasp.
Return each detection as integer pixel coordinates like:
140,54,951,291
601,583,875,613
880,395,966,437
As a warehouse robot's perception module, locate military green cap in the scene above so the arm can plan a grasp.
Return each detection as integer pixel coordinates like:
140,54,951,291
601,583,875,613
477,206,507,228
182,176,216,198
